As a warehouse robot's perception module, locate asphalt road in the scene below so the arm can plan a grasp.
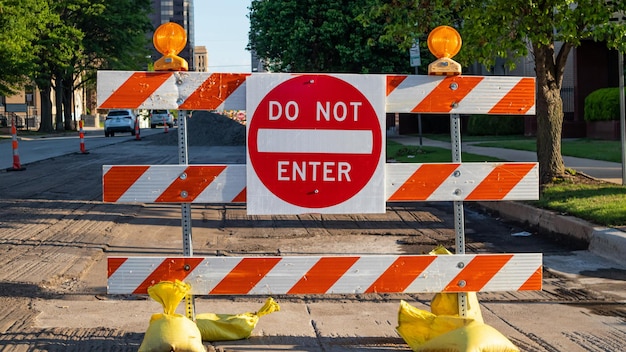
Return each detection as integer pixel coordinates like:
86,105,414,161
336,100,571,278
0,130,625,351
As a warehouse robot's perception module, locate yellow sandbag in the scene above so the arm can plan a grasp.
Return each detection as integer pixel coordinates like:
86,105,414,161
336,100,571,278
396,300,474,350
431,292,484,323
429,246,484,323
196,297,280,341
138,280,205,352
415,321,520,352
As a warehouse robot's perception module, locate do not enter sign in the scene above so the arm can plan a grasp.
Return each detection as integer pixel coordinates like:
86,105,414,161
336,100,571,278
246,74,385,215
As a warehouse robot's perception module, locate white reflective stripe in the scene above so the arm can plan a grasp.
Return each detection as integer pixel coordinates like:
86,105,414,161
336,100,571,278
137,75,180,110
481,254,541,291
249,257,319,294
257,129,373,154
195,164,246,202
504,164,540,200
385,76,441,113
455,77,523,114
385,164,423,197
116,166,186,203
405,255,464,292
97,71,134,106
427,164,490,201
328,255,399,294
184,257,243,294
107,257,166,294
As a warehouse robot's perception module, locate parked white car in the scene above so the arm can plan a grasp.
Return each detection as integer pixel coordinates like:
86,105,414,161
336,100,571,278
149,109,175,128
104,109,137,137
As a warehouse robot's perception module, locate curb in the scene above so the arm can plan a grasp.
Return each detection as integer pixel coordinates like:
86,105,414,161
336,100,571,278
476,201,626,266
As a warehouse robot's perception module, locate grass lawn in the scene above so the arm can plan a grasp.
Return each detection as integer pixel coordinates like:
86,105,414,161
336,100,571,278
531,180,626,227
450,135,622,163
387,140,502,163
388,137,626,227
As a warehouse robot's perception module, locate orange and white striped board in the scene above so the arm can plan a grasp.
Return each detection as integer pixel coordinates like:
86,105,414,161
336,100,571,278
97,71,250,111
385,162,539,201
107,254,542,295
97,72,535,115
386,75,536,115
102,164,246,203
102,162,538,204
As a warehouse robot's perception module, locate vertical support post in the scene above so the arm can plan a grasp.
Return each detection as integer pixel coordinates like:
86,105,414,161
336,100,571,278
618,52,625,186
450,113,467,317
178,109,195,320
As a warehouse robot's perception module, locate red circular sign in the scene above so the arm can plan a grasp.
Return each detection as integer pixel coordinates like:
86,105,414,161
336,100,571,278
248,75,382,209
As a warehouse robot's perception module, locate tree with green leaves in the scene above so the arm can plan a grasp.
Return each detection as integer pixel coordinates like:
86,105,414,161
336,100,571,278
0,0,49,96
248,0,412,73
61,0,152,130
364,0,626,186
54,0,152,131
1,0,152,132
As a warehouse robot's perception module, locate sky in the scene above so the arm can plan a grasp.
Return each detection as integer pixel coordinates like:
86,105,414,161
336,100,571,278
194,1,252,73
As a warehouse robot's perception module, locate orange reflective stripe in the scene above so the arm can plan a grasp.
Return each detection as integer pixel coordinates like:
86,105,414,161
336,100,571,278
466,163,535,200
179,73,250,110
134,257,204,294
156,165,227,202
519,266,543,291
210,258,282,294
412,76,483,113
103,166,150,202
489,77,535,114
389,164,460,201
445,254,513,292
107,257,127,278
365,256,436,293
100,72,173,109
386,75,408,96
288,257,359,294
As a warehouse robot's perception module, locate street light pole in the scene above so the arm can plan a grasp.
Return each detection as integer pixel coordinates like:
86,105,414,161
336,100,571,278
618,51,626,186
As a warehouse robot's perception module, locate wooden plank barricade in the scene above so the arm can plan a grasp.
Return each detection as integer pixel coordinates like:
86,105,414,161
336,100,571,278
98,71,542,315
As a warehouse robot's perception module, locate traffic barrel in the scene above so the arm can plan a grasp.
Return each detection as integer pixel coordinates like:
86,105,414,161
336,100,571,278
7,123,25,171
79,119,88,154
163,116,168,133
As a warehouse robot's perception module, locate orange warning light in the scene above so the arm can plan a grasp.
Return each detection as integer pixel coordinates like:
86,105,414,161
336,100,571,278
427,25,462,76
153,22,188,71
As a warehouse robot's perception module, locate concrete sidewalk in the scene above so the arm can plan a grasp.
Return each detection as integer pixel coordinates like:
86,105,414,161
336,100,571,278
388,134,626,266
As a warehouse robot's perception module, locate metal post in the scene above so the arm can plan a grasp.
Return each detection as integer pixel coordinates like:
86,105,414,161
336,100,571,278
450,113,467,317
178,109,195,320
418,114,423,147
619,52,626,186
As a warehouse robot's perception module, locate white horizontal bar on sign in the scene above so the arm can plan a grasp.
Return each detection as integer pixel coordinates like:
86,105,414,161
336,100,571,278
256,129,373,154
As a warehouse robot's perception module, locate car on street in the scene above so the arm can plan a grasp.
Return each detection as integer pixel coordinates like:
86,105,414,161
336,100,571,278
104,109,137,137
149,109,175,128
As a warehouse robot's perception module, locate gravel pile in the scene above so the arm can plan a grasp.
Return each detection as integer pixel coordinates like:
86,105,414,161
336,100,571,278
146,111,245,146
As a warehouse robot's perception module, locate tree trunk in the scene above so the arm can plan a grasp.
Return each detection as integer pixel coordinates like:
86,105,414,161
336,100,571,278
63,78,74,131
533,43,567,186
38,85,54,133
54,76,64,130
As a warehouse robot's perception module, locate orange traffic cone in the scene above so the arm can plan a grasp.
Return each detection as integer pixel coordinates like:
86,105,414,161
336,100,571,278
135,117,141,140
79,119,89,154
7,123,25,171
